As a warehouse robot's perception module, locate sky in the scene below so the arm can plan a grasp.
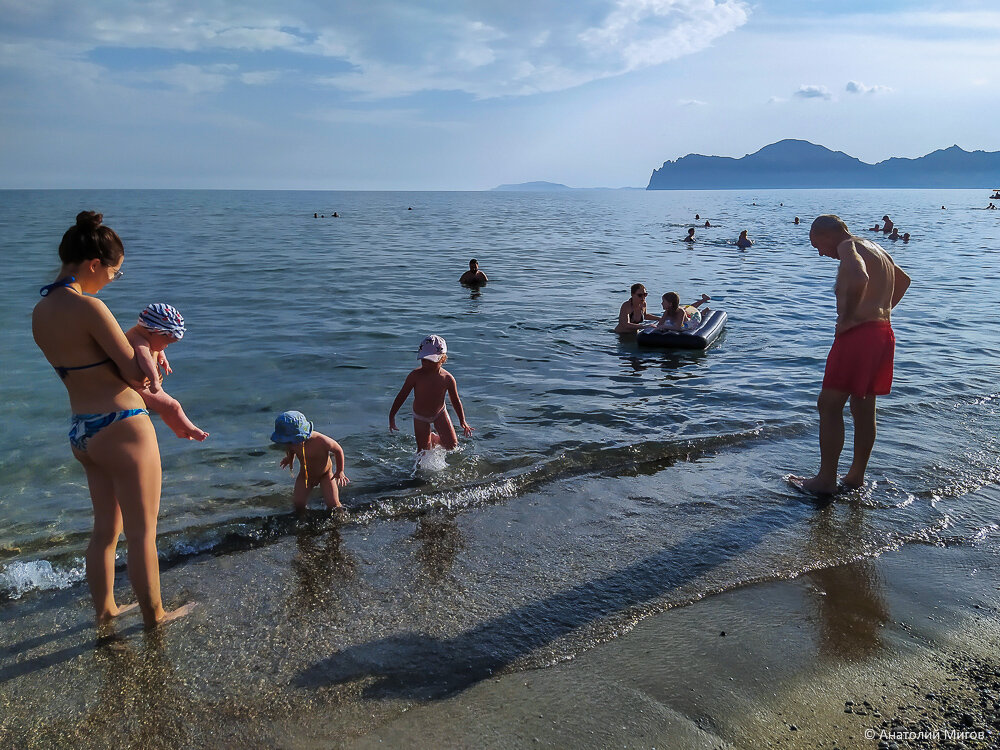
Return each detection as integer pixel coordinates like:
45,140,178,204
0,0,997,189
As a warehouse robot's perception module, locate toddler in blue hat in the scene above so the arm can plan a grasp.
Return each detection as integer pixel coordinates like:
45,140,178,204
271,410,349,510
125,303,208,441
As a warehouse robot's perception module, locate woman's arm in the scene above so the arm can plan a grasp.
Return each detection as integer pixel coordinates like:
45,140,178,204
617,301,645,331
86,300,146,389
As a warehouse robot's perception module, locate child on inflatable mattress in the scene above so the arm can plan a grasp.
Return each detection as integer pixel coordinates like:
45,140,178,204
652,292,712,332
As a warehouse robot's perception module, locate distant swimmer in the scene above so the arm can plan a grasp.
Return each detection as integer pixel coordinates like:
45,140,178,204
332,212,339,218
695,214,700,220
941,206,946,210
735,230,753,249
684,227,696,242
881,215,893,233
794,217,801,225
902,233,910,243
459,259,489,285
704,220,711,228
314,213,318,218
868,223,881,232
408,207,413,210
615,283,659,333
887,228,900,241
790,214,910,497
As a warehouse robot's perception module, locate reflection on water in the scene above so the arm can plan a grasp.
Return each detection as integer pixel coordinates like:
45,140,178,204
289,526,356,618
807,509,889,660
413,511,464,583
81,633,190,749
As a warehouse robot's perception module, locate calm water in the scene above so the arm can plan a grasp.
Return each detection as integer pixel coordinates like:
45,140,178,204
1,188,999,619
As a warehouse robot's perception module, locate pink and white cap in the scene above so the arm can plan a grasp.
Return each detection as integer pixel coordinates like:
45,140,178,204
417,335,447,361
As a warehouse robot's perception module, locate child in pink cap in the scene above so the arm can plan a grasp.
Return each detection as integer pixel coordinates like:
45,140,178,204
125,303,208,441
389,335,473,451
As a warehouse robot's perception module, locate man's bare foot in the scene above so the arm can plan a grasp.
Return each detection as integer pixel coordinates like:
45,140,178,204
788,475,838,497
146,602,197,630
839,473,865,490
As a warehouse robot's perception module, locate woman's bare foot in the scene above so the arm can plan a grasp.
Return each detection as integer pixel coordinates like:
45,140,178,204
95,601,140,626
145,602,197,630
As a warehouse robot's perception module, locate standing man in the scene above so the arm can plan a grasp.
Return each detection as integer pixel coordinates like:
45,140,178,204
792,215,910,496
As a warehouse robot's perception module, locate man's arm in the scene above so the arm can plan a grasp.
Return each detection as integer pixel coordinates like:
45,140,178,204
891,263,911,308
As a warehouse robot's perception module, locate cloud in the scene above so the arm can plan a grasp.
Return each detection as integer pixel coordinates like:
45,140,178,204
133,63,236,94
678,98,706,106
0,0,752,100
845,80,892,95
240,70,281,86
766,96,786,104
793,84,832,100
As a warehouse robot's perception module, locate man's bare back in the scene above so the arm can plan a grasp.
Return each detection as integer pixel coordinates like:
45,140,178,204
833,237,898,334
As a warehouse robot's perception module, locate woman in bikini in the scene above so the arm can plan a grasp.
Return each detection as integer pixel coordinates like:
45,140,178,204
615,283,659,333
32,211,192,630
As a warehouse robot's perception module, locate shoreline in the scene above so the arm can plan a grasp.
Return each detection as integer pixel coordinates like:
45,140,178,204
2,517,998,748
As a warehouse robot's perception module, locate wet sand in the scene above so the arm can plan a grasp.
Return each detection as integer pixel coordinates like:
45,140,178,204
2,517,998,749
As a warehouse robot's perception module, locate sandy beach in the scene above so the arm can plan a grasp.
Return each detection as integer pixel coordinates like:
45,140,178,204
3,502,998,749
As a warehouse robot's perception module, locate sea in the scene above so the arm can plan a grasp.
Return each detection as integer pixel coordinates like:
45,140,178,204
1,188,999,648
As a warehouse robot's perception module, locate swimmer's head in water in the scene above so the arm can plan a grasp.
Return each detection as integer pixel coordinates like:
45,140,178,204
59,211,124,268
138,303,186,340
271,410,312,444
417,334,447,362
663,292,680,311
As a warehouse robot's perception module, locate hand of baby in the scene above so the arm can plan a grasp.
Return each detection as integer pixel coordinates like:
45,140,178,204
334,470,350,487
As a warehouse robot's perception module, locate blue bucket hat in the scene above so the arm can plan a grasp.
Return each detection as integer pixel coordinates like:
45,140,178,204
271,411,313,443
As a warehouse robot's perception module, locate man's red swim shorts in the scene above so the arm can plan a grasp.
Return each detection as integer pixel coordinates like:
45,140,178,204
822,320,895,397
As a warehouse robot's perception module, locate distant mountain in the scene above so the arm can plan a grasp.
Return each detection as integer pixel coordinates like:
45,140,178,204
491,181,572,191
647,139,1000,189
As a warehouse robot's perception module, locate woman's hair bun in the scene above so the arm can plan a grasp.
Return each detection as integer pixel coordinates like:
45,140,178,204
75,211,103,231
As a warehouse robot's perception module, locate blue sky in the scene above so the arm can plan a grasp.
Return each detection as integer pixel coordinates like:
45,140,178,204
0,0,996,189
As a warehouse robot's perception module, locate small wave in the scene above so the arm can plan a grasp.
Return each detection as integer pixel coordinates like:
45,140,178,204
0,559,85,601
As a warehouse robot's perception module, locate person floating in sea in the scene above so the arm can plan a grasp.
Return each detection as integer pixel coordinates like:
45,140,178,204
389,335,473,452
794,217,801,225
881,215,894,233
902,233,910,243
887,227,900,241
271,410,349,511
652,292,712,331
695,214,700,220
459,259,489,285
704,220,711,228
125,304,209,441
684,227,696,242
868,223,881,232
790,214,910,497
332,212,339,217
615,283,659,333
736,230,754,249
